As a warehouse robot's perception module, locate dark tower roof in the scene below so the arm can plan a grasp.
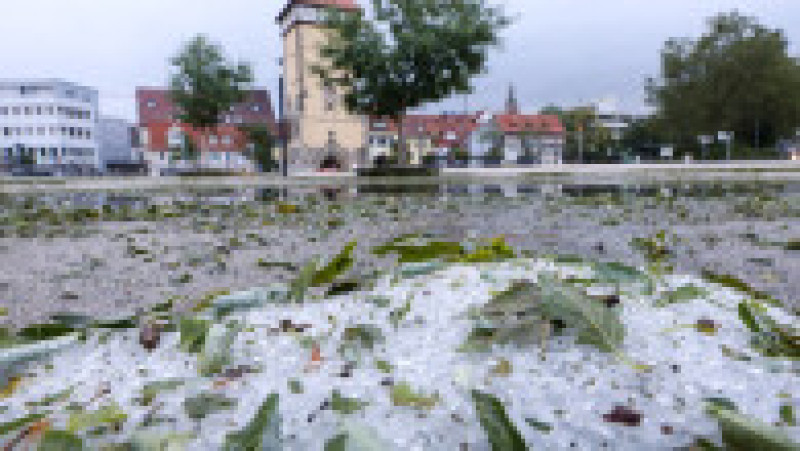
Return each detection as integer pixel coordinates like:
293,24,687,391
277,0,360,23
505,83,519,115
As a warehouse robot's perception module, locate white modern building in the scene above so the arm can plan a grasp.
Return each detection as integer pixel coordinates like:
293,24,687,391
97,116,135,170
0,79,100,174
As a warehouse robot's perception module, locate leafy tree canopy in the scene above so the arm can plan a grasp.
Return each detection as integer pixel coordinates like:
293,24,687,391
169,35,253,131
314,0,510,162
646,11,800,149
240,124,277,172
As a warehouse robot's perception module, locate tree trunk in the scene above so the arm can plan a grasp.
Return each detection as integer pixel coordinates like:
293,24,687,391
396,113,407,166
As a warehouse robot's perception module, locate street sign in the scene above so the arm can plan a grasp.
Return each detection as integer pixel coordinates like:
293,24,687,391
717,131,730,141
661,146,674,158
698,135,714,145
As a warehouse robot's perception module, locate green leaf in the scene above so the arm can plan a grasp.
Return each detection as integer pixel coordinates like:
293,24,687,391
67,403,127,434
183,392,237,420
198,322,242,377
459,237,516,263
290,259,319,303
222,393,281,451
329,390,367,414
36,430,84,450
136,379,185,407
0,412,47,436
374,360,393,373
311,241,357,287
390,382,439,410
707,403,799,451
341,324,385,350
655,285,709,307
780,404,796,426
324,433,348,451
738,302,761,333
26,387,74,408
389,300,412,328
702,270,782,307
525,417,553,433
373,239,464,264
593,261,654,295
17,323,77,341
178,317,212,353
288,379,303,394
128,431,196,450
470,390,526,451
537,275,626,354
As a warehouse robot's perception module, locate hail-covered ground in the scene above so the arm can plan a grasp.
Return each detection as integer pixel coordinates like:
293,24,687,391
1,257,798,450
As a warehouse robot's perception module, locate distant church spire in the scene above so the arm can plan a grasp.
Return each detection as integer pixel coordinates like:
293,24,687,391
505,83,519,115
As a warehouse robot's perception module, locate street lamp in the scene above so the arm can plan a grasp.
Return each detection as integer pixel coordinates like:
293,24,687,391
718,131,734,162
698,135,713,161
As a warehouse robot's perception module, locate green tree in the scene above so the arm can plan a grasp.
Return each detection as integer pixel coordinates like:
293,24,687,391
169,35,253,164
541,105,612,162
646,11,800,155
240,124,276,172
314,0,510,165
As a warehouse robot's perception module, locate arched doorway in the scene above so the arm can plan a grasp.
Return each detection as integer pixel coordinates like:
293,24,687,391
319,154,342,171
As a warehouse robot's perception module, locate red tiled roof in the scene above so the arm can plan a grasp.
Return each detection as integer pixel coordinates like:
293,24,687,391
135,88,276,134
494,114,564,134
277,0,360,22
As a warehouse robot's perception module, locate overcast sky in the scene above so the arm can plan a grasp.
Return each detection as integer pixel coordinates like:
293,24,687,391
2,0,798,122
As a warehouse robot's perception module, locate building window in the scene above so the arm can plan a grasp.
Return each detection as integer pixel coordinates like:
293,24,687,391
0,107,7,115
46,106,54,115
41,149,46,157
251,105,261,112
86,130,91,139
222,136,232,145
147,100,157,108
324,82,335,112
2,128,9,136
11,107,20,115
37,127,45,136
209,135,219,145
24,106,32,115
36,106,42,115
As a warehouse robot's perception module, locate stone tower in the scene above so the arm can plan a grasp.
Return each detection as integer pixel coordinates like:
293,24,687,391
277,0,367,173
505,83,519,115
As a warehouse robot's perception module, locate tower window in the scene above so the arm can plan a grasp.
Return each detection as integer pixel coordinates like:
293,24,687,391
324,82,335,112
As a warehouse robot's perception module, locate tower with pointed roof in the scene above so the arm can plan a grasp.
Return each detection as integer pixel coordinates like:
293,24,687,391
505,83,519,115
277,0,367,172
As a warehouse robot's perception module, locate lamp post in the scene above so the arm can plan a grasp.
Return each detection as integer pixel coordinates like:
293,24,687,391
718,131,733,162
698,135,713,162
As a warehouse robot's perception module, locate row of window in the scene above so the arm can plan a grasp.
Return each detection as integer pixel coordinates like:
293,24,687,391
2,126,93,139
156,151,236,161
2,147,95,158
166,130,234,147
368,136,396,146
0,105,92,119
145,99,263,113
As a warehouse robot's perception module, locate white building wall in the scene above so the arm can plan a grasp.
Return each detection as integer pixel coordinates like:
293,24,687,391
0,79,100,171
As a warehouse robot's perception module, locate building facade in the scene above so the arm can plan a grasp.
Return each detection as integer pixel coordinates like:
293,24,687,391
97,117,135,171
135,88,276,175
0,79,100,174
469,113,565,165
278,0,368,173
